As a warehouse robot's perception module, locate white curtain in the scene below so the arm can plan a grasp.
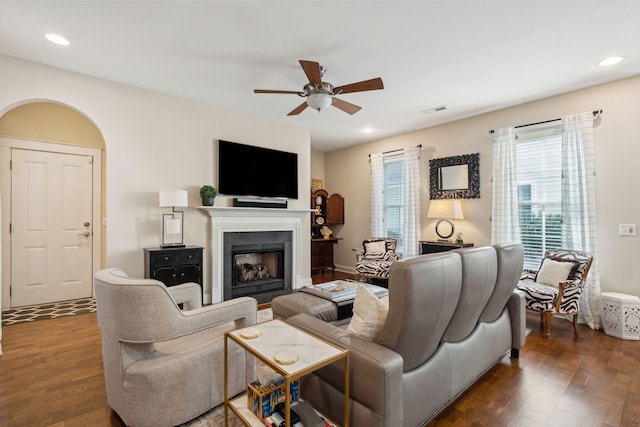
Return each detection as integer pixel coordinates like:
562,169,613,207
491,127,521,244
402,146,421,257
1,191,3,356
370,152,385,237
562,112,601,329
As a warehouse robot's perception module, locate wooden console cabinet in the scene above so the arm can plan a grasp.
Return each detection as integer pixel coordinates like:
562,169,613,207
311,238,339,272
144,246,204,293
420,240,473,254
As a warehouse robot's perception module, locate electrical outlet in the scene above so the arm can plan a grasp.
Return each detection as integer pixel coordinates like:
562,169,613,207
619,224,637,236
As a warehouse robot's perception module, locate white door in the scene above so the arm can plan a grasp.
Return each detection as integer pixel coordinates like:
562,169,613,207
11,149,94,307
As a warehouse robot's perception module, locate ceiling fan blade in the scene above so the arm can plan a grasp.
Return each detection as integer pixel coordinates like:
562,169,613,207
254,89,304,95
299,60,322,85
332,97,362,115
334,77,384,94
287,102,309,116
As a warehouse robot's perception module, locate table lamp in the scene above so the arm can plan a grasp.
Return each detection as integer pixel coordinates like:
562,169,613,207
159,190,188,248
427,200,463,242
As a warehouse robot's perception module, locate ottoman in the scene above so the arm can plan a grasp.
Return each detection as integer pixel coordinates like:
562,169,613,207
271,292,351,326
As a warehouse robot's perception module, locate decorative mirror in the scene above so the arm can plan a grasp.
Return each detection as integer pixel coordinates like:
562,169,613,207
429,153,480,199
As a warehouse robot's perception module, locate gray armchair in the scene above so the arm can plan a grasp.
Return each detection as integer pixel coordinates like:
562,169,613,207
94,268,257,427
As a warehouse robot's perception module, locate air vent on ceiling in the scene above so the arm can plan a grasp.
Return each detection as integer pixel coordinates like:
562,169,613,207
422,105,447,114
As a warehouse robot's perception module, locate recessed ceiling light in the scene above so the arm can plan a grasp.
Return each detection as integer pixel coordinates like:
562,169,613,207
45,33,70,46
362,127,374,134
597,56,624,67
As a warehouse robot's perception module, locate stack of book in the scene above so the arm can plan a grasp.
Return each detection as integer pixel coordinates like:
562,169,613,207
301,280,358,302
261,400,338,427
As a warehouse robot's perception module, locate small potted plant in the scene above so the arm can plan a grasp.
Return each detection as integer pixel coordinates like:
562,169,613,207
200,185,217,206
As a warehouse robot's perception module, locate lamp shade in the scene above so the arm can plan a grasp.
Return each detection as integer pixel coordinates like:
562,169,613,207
159,190,188,207
427,200,463,220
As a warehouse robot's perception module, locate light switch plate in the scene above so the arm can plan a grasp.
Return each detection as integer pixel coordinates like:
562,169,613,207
619,224,637,236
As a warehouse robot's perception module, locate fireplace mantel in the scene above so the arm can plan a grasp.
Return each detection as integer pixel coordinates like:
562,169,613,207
198,206,313,303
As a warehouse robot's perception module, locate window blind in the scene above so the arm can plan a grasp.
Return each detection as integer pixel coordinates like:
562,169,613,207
516,132,563,269
383,158,404,251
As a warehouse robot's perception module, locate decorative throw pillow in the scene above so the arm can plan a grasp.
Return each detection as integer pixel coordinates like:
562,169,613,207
347,284,389,341
364,240,386,254
536,258,577,288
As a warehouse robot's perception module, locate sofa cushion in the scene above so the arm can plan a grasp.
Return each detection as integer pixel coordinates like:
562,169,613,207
479,243,524,323
378,252,462,371
536,258,577,288
347,284,389,341
443,247,497,343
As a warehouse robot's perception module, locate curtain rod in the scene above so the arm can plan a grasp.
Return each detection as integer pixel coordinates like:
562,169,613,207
488,109,603,134
368,144,422,158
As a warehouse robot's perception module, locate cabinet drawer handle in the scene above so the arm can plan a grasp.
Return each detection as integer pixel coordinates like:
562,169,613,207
163,256,170,261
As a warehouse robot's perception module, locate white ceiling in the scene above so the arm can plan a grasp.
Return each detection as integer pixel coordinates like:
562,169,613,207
0,1,638,152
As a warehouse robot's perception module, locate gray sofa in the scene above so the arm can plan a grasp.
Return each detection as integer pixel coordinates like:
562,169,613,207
287,243,525,427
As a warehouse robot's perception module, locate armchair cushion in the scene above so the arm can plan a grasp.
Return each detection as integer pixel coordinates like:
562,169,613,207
362,251,395,261
535,258,577,288
355,260,395,278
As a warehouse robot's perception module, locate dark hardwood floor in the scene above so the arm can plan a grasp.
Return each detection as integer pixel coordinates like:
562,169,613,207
1,271,638,426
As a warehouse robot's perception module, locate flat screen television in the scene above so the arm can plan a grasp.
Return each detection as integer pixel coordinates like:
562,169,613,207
218,140,299,199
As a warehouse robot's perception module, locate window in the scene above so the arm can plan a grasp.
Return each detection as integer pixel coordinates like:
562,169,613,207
370,146,420,258
383,158,404,252
515,132,563,269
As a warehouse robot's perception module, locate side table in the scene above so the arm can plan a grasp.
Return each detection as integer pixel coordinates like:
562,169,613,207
225,319,349,427
420,240,473,254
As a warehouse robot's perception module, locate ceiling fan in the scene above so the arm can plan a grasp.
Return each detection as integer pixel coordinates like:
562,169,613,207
254,60,384,116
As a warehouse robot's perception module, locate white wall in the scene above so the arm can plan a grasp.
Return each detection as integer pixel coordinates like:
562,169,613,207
0,54,311,305
326,75,640,297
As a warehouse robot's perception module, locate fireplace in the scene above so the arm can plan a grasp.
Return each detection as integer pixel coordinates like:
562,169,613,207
199,206,312,304
223,231,291,300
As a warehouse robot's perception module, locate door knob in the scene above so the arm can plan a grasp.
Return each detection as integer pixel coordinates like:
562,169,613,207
78,231,91,237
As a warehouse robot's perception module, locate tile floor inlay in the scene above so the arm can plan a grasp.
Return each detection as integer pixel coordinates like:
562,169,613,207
1,298,96,326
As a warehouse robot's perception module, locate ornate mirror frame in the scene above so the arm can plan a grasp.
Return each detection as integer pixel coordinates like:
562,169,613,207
429,153,480,199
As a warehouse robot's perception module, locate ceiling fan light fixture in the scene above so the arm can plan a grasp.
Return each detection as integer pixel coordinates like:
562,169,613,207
306,93,332,111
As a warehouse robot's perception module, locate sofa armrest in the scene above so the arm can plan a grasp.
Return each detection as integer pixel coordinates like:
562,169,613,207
507,290,526,358
287,313,403,426
167,282,202,310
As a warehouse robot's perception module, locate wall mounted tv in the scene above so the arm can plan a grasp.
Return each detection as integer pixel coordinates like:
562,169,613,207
217,140,299,199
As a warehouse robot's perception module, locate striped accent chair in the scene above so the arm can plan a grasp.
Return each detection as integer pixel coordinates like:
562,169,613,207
354,237,400,283
517,249,593,338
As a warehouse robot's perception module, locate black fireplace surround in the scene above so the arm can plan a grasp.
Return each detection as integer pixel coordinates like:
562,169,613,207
223,231,292,301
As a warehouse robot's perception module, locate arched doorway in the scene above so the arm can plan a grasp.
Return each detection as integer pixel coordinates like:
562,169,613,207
0,101,105,309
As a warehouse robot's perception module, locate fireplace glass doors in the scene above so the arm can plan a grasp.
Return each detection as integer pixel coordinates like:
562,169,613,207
223,231,292,300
